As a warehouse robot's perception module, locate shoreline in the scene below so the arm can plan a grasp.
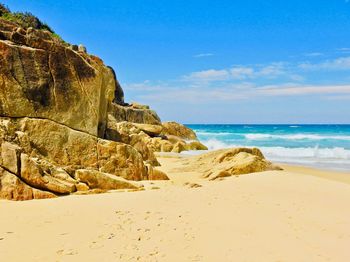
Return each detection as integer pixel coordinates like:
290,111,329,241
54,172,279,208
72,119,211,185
280,163,350,185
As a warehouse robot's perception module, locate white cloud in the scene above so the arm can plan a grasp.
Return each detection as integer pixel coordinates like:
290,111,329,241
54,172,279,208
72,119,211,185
230,63,287,79
304,52,324,57
129,79,350,104
193,53,214,58
184,69,229,81
256,64,285,77
230,67,254,79
299,56,350,70
183,62,300,83
257,84,350,96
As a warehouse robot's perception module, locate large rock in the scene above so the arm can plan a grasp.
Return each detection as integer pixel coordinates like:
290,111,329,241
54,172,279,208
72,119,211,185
74,169,142,190
20,154,76,194
1,141,21,175
133,123,163,136
0,18,115,137
105,120,160,165
0,116,149,199
0,167,56,200
162,122,197,140
174,148,282,180
1,116,149,177
108,102,161,125
97,139,148,181
146,165,170,181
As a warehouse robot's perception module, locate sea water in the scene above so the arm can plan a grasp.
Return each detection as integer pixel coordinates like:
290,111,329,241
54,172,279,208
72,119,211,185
186,124,350,171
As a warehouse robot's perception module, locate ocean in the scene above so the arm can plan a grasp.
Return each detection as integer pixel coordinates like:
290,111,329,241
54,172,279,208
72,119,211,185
186,124,350,171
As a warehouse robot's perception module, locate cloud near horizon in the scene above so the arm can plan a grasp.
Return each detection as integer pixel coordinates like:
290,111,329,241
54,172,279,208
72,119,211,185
182,62,300,82
125,80,350,104
123,54,350,122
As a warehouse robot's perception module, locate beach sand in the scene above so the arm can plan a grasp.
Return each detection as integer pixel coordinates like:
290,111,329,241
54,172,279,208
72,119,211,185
1,154,350,261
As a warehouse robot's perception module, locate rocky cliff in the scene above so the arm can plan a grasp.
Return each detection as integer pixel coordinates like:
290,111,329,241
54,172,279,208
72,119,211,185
0,7,207,200
0,6,279,201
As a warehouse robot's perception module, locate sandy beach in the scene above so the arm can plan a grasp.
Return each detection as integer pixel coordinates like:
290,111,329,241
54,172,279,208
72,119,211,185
1,2,350,262
1,154,350,262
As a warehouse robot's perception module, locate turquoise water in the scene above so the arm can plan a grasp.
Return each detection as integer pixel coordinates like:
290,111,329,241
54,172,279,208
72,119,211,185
186,125,350,171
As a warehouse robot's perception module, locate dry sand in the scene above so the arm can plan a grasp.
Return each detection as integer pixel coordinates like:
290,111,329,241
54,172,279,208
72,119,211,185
1,154,350,261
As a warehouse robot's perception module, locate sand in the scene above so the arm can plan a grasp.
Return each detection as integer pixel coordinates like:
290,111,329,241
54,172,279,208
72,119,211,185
1,154,350,261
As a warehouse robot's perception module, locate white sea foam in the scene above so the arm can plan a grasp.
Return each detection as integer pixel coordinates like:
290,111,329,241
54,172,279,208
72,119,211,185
196,131,232,136
200,138,350,170
244,133,350,141
202,138,350,159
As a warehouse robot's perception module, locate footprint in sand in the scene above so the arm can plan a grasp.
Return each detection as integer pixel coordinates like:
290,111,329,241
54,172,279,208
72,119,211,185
89,241,105,250
56,249,78,256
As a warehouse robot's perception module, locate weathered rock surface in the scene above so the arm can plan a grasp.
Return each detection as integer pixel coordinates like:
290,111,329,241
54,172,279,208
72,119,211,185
1,142,21,175
0,167,56,200
147,165,170,181
162,121,197,140
174,148,282,180
0,17,115,137
108,102,161,125
20,154,77,194
74,169,142,190
106,118,207,156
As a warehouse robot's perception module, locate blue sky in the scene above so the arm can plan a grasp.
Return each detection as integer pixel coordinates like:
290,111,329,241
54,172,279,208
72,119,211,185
3,0,350,123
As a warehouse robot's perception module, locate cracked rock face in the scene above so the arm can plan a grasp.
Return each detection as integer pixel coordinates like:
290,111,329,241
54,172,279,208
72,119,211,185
0,17,149,200
0,117,147,200
0,18,115,137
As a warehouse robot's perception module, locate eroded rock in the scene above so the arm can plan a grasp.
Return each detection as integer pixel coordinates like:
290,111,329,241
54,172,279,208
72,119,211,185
75,169,142,190
162,122,197,140
0,167,56,201
174,148,282,180
0,18,115,137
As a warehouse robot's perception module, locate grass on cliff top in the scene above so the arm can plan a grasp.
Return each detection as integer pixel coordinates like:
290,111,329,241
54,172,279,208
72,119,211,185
0,3,63,41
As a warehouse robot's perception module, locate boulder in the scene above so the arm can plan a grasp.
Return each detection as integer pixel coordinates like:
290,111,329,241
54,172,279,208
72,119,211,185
129,135,160,166
131,102,150,110
74,169,142,190
5,117,148,181
174,148,282,180
105,119,160,165
162,122,197,140
187,141,208,151
171,141,187,153
0,167,56,200
147,166,170,181
16,117,99,168
133,123,163,136
20,154,76,194
108,102,161,125
1,142,21,175
97,139,148,181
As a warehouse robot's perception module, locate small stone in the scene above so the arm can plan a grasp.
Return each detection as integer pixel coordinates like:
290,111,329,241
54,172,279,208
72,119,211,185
78,44,87,53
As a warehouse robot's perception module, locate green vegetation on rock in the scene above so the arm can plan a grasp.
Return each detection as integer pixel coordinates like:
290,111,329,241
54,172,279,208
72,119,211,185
0,3,59,37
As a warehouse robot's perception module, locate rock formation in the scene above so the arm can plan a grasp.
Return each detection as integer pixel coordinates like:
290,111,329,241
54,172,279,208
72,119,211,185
0,9,207,200
173,148,282,180
0,7,279,200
